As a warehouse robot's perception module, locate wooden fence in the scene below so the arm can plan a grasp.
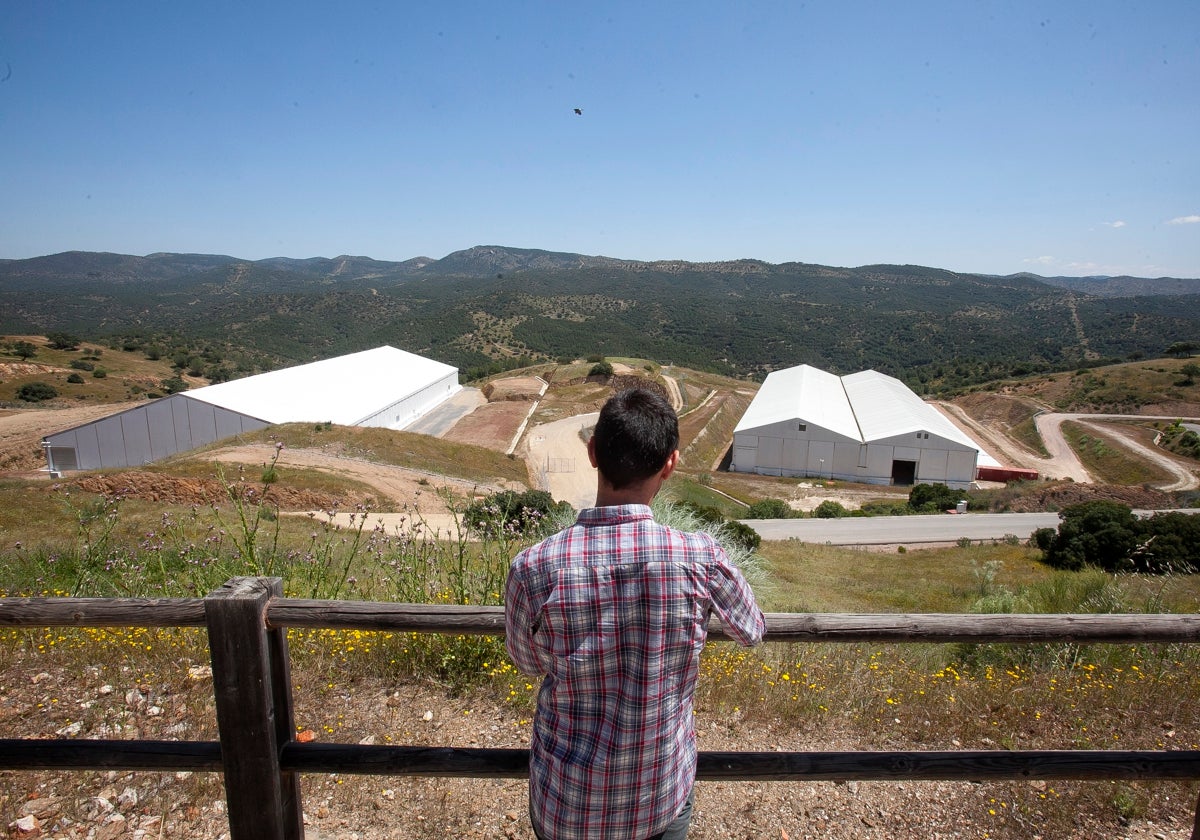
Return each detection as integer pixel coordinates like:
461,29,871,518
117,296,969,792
2,576,1200,839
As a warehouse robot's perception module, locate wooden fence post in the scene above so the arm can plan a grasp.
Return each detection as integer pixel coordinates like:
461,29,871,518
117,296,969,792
206,577,303,840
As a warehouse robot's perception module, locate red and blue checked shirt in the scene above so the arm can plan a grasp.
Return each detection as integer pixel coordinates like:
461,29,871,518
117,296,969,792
504,504,765,840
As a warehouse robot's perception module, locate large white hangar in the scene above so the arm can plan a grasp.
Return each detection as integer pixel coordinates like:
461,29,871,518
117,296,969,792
42,345,461,473
730,364,986,489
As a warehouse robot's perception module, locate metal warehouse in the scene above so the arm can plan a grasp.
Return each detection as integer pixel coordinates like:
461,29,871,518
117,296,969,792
41,345,460,473
730,364,987,489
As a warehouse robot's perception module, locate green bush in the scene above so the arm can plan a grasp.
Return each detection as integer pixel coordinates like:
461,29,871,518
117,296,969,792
908,482,966,513
1037,501,1170,572
744,498,792,519
813,500,849,519
92,368,107,378
69,359,95,371
66,372,85,384
859,499,910,516
1042,500,1139,571
463,489,573,537
16,381,58,402
589,361,614,378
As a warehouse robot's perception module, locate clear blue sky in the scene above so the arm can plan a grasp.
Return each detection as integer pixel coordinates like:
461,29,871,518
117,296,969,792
3,1,1198,277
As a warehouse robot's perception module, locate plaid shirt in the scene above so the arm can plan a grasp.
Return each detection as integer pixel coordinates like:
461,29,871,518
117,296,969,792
504,505,765,840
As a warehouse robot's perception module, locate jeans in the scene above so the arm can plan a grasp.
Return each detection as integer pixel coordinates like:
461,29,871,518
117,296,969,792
531,789,695,840
644,789,694,840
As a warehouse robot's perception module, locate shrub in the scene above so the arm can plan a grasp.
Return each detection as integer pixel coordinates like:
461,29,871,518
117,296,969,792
161,376,188,394
908,482,966,513
69,359,95,371
66,373,85,384
813,500,849,519
463,490,573,537
588,361,614,378
17,381,58,402
672,501,761,554
744,498,792,519
859,499,910,516
1041,500,1140,572
92,368,107,378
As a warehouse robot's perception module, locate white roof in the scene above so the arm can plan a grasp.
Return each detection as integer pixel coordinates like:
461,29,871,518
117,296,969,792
842,369,979,449
737,363,988,454
735,365,861,440
183,345,457,425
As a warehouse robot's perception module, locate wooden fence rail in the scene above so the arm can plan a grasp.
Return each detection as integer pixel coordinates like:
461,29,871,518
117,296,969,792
2,576,1199,839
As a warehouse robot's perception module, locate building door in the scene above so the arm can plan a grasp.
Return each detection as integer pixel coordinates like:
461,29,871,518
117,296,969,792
891,459,917,485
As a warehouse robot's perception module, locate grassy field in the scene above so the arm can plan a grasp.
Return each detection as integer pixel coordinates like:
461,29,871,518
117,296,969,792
1061,420,1173,486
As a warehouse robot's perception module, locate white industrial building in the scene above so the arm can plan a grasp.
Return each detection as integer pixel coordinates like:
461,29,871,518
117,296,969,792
731,364,991,489
42,346,461,473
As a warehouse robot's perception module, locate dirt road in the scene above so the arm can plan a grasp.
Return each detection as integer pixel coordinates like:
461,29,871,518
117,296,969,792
521,412,598,509
202,444,511,513
1047,414,1200,491
1031,412,1094,483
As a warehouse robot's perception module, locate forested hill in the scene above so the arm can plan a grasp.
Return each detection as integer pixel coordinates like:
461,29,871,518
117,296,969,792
2,247,1198,389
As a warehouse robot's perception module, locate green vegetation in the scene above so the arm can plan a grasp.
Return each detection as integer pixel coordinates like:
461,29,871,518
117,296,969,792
1159,420,1200,461
6,249,1200,390
16,381,57,402
908,482,969,513
1037,500,1199,574
744,498,794,519
813,499,849,518
1061,421,1170,485
462,489,573,537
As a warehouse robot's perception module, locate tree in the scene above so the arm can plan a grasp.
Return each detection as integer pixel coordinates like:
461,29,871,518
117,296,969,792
45,332,81,350
1180,362,1200,385
589,361,614,378
10,341,37,360
1165,341,1198,358
16,382,58,402
161,376,188,394
908,482,965,513
1041,500,1140,572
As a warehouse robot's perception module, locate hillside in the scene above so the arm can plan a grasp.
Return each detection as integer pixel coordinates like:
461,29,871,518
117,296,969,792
3,247,1199,389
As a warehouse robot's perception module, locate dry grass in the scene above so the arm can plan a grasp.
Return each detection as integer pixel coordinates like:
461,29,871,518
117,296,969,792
227,424,530,487
0,338,199,405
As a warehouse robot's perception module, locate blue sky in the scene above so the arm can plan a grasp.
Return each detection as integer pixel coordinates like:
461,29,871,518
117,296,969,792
3,1,1197,277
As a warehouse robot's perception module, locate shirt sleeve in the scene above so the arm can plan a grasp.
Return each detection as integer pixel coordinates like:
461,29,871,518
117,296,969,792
503,557,546,676
708,547,766,647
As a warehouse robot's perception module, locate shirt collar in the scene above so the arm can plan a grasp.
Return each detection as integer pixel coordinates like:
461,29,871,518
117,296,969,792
575,504,654,526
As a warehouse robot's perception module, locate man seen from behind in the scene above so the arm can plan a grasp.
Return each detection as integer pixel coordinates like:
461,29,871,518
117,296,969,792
505,387,765,840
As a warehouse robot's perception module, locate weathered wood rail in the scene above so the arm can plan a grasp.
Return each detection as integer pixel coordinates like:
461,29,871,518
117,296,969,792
2,576,1199,839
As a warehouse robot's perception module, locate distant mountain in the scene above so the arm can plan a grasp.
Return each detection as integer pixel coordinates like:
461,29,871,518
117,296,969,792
2,246,1198,389
1031,274,1200,298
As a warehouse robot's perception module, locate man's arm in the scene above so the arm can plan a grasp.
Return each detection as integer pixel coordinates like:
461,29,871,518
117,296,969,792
503,562,546,675
709,553,766,646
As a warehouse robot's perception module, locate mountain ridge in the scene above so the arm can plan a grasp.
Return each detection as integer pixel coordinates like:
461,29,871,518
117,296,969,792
3,246,1199,389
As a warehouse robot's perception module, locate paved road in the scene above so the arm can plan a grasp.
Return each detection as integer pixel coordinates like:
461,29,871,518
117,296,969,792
744,510,1199,545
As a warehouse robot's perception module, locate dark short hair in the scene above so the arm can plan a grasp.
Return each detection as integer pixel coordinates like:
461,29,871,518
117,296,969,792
592,387,679,489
